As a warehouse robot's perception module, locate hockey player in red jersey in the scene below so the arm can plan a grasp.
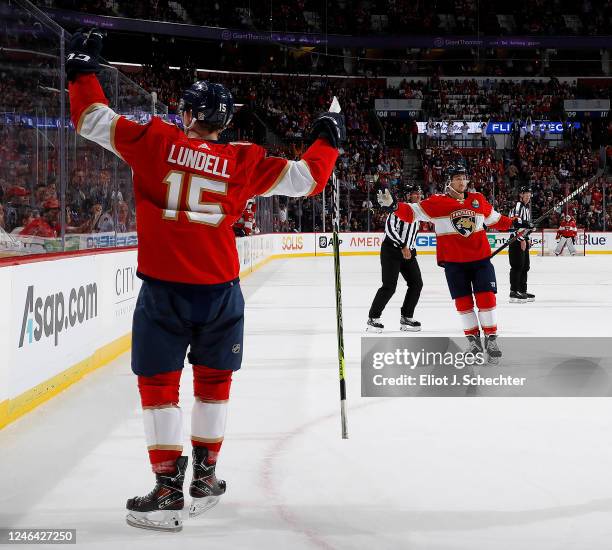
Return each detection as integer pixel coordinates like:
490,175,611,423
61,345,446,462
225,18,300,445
378,165,529,360
242,200,257,235
233,200,256,236
555,214,578,256
66,30,343,532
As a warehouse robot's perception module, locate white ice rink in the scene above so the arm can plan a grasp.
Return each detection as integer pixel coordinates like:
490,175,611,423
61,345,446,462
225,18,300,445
1,253,612,549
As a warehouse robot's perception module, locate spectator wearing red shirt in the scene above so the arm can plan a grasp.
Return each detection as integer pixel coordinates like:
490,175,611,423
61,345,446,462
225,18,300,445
591,187,603,206
21,199,61,238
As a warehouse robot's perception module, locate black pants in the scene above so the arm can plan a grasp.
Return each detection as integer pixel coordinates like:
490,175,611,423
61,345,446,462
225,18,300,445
509,240,530,293
369,239,423,318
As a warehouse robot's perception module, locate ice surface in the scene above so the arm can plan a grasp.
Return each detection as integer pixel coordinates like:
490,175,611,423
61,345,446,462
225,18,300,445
1,254,611,549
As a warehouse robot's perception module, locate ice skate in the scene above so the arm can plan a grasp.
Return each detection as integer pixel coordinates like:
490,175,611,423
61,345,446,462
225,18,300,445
509,291,527,303
523,292,535,302
484,334,502,364
366,318,384,333
400,316,421,332
465,334,483,354
189,447,226,518
126,456,187,532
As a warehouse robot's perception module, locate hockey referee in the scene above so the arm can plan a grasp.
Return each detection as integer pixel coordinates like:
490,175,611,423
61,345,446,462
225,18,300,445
508,186,535,303
367,186,423,332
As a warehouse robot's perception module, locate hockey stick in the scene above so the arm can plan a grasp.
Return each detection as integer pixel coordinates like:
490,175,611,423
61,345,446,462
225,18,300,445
490,163,606,258
329,96,348,440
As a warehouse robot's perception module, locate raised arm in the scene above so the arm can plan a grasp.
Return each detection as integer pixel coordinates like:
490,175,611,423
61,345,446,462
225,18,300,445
67,30,172,165
377,189,434,223
394,201,433,223
248,139,339,198
247,111,344,198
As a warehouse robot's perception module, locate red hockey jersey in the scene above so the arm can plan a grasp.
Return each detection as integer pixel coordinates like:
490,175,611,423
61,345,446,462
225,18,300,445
242,209,255,235
394,192,513,264
233,207,255,236
558,218,577,238
69,74,338,284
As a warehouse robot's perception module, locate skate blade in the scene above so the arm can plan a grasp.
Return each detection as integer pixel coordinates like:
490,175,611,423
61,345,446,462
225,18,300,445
509,298,526,303
189,495,221,518
365,326,383,333
400,325,421,332
526,297,535,302
126,510,183,532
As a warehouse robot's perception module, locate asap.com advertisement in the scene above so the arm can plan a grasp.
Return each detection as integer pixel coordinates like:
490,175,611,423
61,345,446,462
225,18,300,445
3,250,140,404
10,258,99,397
18,282,98,348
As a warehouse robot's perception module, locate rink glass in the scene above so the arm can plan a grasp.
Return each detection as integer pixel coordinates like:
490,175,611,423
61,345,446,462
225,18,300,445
0,0,166,257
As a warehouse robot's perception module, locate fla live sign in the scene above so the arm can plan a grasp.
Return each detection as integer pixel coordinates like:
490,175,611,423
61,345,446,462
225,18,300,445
486,121,581,134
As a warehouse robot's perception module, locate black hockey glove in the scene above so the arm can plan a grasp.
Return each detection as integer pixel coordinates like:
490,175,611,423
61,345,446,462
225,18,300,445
377,188,397,213
66,28,104,82
310,112,346,149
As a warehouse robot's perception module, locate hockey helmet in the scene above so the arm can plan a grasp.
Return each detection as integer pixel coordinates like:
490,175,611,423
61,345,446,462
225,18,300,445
179,81,234,129
447,164,468,180
519,185,532,194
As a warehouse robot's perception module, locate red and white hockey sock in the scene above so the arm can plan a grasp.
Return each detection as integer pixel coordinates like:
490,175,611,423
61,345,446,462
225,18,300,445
192,365,233,465
137,370,183,473
475,291,497,335
454,295,480,336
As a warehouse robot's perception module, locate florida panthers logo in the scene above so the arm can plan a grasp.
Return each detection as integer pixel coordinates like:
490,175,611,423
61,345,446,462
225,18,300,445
451,209,477,237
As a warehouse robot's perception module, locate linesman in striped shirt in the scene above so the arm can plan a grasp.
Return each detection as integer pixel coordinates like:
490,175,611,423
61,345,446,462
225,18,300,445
367,186,423,332
508,186,535,303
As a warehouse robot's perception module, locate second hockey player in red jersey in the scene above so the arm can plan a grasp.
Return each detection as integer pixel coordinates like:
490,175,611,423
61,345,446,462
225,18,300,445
233,199,257,236
555,214,578,256
67,29,343,532
378,165,529,360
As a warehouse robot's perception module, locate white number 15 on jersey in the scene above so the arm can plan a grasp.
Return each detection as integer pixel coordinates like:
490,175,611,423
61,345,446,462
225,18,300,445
162,170,227,226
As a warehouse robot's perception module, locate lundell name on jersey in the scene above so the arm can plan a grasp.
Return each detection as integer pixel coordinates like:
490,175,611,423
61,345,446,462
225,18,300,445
167,144,231,179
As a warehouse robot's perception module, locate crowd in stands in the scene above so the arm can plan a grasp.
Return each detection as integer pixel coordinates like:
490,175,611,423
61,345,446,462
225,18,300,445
514,132,608,230
386,76,612,122
421,77,571,122
126,63,611,140
0,125,136,242
1,54,610,249
21,1,611,78
35,0,612,36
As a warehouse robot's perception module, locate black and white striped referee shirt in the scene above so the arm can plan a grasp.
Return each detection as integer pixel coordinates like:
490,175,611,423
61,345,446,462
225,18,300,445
510,201,531,240
385,213,419,250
